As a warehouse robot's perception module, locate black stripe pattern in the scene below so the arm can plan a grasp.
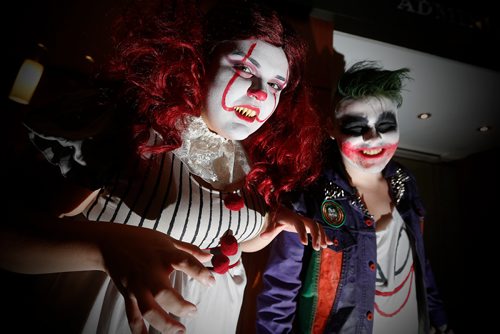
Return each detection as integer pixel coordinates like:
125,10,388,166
84,151,266,249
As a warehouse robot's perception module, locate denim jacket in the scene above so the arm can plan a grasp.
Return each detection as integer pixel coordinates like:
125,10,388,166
256,141,448,334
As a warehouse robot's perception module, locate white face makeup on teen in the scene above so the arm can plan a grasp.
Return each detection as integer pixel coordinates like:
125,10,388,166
334,96,400,174
202,39,289,140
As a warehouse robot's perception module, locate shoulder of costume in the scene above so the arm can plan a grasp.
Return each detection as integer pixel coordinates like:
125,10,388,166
384,159,422,206
384,159,416,183
22,80,131,189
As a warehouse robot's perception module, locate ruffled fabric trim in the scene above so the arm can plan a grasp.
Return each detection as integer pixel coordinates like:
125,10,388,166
172,116,251,189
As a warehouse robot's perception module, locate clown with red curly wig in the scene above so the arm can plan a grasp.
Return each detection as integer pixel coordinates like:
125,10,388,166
2,1,330,333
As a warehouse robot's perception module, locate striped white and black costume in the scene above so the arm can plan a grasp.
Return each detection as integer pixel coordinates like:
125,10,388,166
83,151,266,250
28,121,267,334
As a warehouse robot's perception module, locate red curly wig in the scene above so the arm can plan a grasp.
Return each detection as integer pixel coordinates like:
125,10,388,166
108,0,325,206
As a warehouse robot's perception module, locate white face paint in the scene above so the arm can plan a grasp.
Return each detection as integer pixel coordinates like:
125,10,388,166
202,39,289,140
333,96,400,174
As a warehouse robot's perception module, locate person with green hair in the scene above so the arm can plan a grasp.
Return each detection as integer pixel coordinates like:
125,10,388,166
255,61,451,333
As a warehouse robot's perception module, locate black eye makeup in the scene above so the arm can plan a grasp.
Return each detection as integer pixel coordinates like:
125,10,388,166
339,115,369,136
339,112,398,136
375,112,398,133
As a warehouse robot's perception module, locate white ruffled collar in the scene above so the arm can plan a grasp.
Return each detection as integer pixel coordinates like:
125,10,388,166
172,116,251,189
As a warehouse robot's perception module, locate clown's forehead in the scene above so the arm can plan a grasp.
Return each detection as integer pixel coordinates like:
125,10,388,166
337,96,398,118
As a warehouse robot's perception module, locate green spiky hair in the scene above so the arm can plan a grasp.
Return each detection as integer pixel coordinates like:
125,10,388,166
336,61,411,108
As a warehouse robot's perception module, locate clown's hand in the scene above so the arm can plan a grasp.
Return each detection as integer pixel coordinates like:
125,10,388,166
260,205,332,250
99,224,215,334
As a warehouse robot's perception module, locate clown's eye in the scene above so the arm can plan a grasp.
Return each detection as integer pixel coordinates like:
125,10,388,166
338,116,368,136
376,122,397,133
234,64,253,78
268,82,283,92
341,125,369,136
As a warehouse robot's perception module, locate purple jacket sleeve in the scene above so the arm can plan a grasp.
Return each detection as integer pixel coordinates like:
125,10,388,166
424,257,449,328
408,170,449,328
256,231,306,334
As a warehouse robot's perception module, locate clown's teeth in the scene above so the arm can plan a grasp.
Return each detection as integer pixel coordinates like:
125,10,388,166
235,107,256,117
363,148,382,155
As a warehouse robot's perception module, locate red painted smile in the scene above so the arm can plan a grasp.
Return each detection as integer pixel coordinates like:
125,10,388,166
357,146,387,159
342,142,399,168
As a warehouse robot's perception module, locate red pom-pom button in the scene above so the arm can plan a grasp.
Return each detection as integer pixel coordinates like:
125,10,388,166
220,234,238,256
223,192,244,211
211,254,230,274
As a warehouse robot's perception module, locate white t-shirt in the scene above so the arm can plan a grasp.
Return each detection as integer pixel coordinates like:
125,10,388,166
373,208,419,334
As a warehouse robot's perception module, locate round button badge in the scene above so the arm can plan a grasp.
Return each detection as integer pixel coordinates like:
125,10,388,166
321,199,345,228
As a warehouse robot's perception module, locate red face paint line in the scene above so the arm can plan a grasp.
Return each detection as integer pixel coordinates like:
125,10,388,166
256,94,276,123
221,43,260,123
